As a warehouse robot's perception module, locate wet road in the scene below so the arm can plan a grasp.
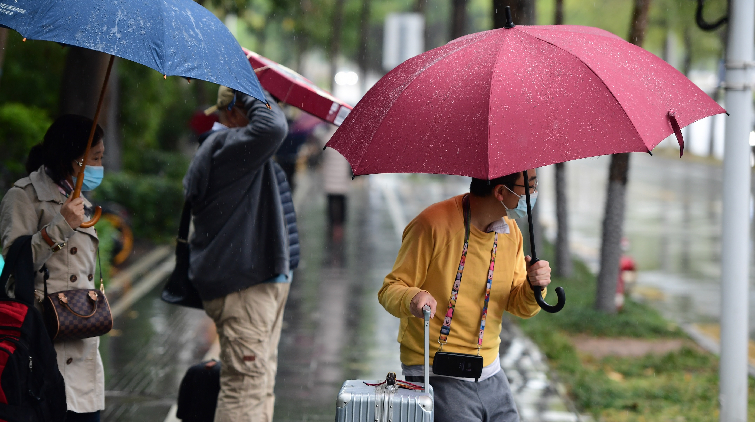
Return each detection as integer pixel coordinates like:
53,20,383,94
101,148,741,421
101,167,586,422
101,170,475,422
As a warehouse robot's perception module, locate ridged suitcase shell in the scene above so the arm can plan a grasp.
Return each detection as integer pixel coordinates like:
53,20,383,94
335,380,433,422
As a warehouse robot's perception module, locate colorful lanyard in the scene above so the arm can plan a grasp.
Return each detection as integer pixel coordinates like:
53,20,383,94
438,194,497,354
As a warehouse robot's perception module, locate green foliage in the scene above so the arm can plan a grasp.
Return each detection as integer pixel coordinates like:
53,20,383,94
0,103,52,190
0,33,66,112
536,0,727,71
517,262,755,419
519,259,682,338
122,149,191,180
94,218,116,285
93,170,185,241
118,59,205,157
515,244,755,419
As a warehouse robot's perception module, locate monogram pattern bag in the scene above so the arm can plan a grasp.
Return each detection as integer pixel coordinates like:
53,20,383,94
42,252,113,342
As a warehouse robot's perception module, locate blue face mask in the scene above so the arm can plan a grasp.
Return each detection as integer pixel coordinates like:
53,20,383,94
73,165,104,191
501,186,538,220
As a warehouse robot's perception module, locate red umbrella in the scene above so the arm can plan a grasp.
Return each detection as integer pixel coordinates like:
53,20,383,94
243,48,352,126
326,14,726,313
326,23,725,179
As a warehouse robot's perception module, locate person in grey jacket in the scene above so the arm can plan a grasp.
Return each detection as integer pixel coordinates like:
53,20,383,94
183,86,292,422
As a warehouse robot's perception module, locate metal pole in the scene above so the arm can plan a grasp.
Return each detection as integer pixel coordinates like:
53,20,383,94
720,0,753,419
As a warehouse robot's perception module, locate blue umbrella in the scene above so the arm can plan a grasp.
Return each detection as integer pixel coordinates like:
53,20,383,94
0,0,267,227
0,0,265,102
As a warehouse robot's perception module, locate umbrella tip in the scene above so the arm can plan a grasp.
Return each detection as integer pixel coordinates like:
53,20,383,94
265,103,272,110
504,6,516,28
163,75,167,79
22,38,26,42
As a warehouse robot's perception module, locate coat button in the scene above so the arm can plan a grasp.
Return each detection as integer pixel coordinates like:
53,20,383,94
66,358,73,365
88,274,93,281
70,247,77,255
70,275,77,282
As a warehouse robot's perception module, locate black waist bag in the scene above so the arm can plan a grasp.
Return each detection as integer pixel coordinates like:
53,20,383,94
0,236,67,422
176,360,221,422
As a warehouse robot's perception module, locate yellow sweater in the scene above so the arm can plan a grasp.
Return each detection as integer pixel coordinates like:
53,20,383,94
378,194,543,367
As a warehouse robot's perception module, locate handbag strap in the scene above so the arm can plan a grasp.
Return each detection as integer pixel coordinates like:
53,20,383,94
438,195,498,355
177,201,191,244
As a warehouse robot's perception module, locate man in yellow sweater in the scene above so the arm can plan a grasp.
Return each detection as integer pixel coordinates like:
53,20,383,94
378,169,551,422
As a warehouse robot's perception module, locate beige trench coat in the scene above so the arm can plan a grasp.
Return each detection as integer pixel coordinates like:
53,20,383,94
0,166,105,413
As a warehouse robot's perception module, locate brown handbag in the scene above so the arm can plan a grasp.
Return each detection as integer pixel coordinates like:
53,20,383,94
41,252,113,342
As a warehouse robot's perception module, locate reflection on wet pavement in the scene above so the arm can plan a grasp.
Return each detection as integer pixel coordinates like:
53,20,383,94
102,294,213,420
105,162,682,421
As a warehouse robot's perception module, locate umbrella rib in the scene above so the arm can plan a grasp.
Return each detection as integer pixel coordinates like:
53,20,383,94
518,30,649,153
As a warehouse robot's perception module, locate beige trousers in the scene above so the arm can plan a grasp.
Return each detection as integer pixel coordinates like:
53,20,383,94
203,282,290,422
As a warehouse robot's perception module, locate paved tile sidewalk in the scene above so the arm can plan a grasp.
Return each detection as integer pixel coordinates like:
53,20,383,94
500,317,592,422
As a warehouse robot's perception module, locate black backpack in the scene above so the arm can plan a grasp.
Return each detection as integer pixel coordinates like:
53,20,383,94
0,236,66,422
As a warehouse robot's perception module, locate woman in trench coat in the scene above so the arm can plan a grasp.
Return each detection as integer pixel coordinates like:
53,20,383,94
0,115,106,422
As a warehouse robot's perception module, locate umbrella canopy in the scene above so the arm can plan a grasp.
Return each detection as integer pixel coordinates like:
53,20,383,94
0,0,265,102
244,48,352,125
326,24,726,179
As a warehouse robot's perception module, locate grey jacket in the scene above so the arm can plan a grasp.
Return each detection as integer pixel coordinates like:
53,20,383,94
183,92,289,301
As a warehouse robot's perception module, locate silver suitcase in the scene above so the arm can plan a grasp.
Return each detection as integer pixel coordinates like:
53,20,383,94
335,306,434,422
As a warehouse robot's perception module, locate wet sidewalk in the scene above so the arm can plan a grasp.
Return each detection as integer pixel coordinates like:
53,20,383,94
100,169,586,422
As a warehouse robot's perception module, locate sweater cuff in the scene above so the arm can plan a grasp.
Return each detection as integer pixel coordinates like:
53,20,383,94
47,212,75,245
402,287,423,317
525,280,547,305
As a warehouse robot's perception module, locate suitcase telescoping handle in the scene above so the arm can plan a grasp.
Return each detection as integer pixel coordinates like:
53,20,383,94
423,305,431,394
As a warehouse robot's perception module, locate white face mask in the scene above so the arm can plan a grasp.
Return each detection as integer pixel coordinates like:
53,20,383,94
501,185,538,220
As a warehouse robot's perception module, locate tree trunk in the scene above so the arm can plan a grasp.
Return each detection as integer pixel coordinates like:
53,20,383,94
103,59,121,172
450,0,469,40
595,0,652,313
504,0,537,26
329,0,347,92
59,47,111,118
552,0,571,278
415,0,428,51
0,28,8,88
554,162,572,277
59,48,120,171
358,0,371,95
554,0,564,25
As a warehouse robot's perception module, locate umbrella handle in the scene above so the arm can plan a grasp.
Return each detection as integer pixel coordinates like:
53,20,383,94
522,171,565,313
79,206,102,229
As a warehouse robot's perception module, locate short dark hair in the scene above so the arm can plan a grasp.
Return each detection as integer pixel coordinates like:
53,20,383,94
26,114,104,183
469,173,519,197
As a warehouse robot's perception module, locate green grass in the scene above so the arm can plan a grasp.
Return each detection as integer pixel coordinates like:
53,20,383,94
522,260,682,339
515,251,755,420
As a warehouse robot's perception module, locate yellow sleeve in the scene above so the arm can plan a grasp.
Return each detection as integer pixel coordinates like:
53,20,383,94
505,223,544,319
378,216,435,319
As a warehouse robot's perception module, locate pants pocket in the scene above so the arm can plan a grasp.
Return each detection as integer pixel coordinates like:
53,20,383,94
220,334,266,377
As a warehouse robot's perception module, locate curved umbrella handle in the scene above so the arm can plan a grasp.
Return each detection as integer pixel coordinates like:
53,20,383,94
79,206,102,229
522,170,566,313
528,256,566,313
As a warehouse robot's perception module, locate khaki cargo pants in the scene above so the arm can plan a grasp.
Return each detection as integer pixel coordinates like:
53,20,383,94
203,282,290,422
